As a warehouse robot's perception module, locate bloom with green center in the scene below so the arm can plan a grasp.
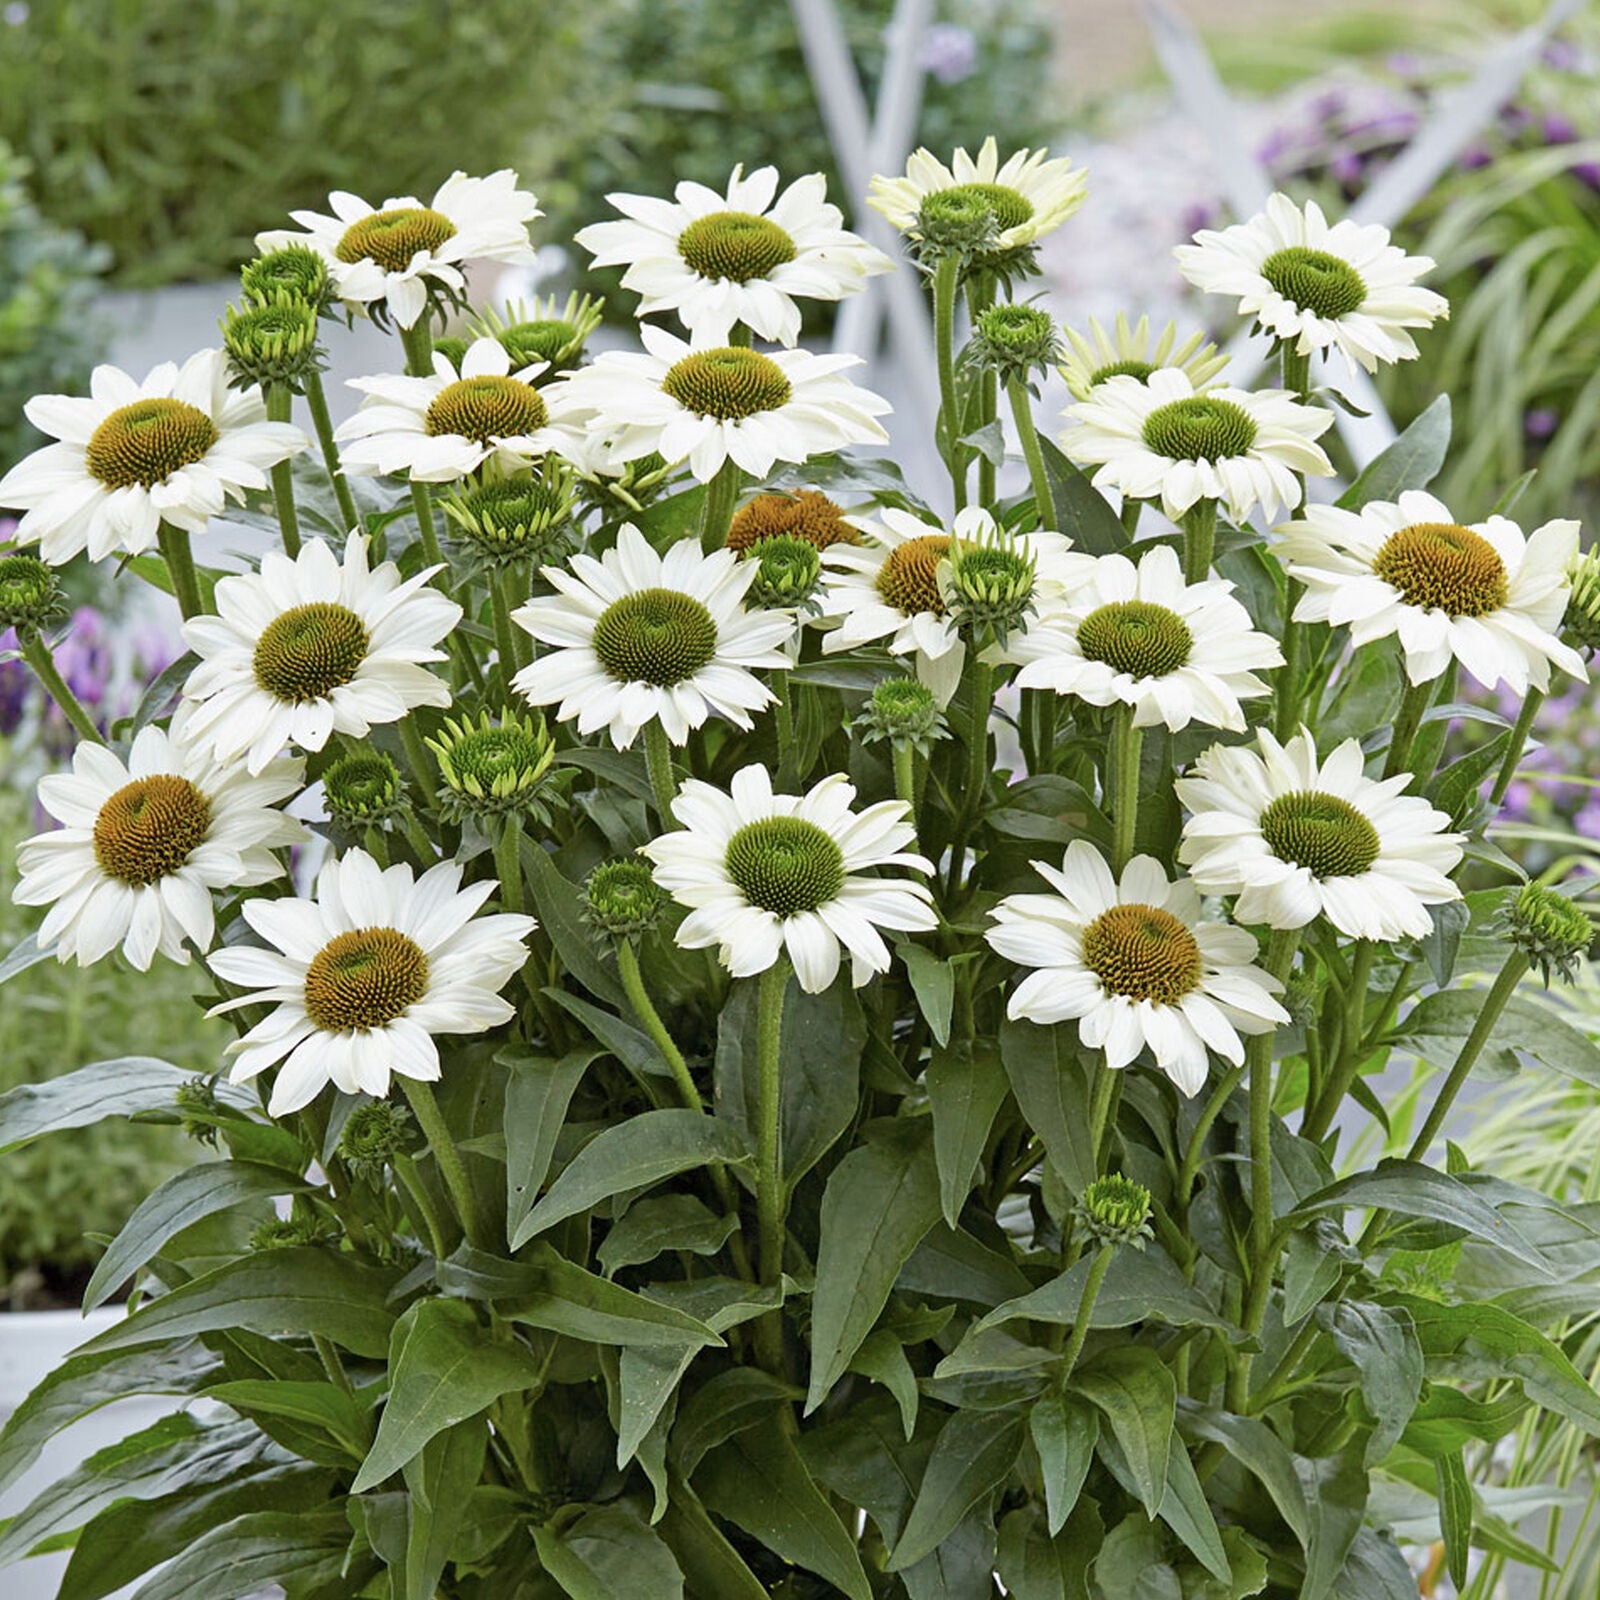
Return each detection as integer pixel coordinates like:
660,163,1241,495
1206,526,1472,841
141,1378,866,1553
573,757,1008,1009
441,466,576,570
0,349,307,565
428,708,565,823
15,722,304,971
986,841,1287,1096
0,552,66,633
338,337,584,484
820,506,1087,707
576,165,890,346
550,325,890,483
1062,367,1332,524
221,296,323,391
322,751,408,836
1177,727,1464,941
256,170,541,330
869,137,1088,273
240,245,332,311
209,850,535,1116
584,858,667,942
1509,882,1595,986
512,523,793,748
1280,490,1586,694
180,535,460,774
470,292,605,376
1058,313,1228,402
1004,544,1281,733
1176,192,1447,374
642,765,935,993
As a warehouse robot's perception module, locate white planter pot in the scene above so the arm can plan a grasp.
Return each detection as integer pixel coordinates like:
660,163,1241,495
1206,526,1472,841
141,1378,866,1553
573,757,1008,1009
0,1309,178,1600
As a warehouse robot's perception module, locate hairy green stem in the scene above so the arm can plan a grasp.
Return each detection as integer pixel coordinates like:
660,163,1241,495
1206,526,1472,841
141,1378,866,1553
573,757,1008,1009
1007,372,1054,525
1120,498,1142,537
967,275,998,507
400,1077,491,1252
644,720,679,826
1274,579,1308,743
699,459,742,553
1176,1062,1247,1210
892,742,917,813
1301,939,1377,1143
617,939,701,1114
1491,687,1545,806
18,631,104,742
1383,675,1436,780
399,716,438,808
1109,704,1143,873
493,816,524,915
393,1152,450,1259
754,958,790,1374
1181,499,1217,584
932,253,966,509
156,521,204,620
1059,1244,1114,1382
304,368,360,534
265,386,301,556
490,573,522,692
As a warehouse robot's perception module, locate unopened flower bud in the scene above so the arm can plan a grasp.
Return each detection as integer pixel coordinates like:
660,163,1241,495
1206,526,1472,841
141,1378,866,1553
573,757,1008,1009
428,708,565,824
749,534,822,612
339,1100,414,1176
441,469,576,570
1076,1174,1154,1250
854,676,947,753
473,292,605,378
1509,881,1594,985
914,188,1003,263
944,525,1036,643
970,303,1061,381
221,297,322,391
323,751,408,835
0,553,66,632
1564,547,1600,655
239,245,332,311
584,858,666,942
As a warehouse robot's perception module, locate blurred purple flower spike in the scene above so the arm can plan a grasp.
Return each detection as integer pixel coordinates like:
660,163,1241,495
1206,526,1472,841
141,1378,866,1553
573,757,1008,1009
918,23,978,86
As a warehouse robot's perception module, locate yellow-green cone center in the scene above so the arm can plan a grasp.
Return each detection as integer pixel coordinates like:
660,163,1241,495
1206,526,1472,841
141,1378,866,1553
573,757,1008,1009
303,927,430,1033
335,206,457,273
1081,903,1202,1005
85,399,219,490
591,588,718,686
725,816,846,917
1261,246,1368,321
425,376,548,443
661,347,792,420
253,601,371,703
1090,359,1155,385
1372,521,1508,619
1142,396,1257,463
93,775,212,886
1259,791,1381,879
1077,600,1193,678
447,728,541,788
501,319,579,366
678,210,797,283
876,534,951,616
939,182,1034,234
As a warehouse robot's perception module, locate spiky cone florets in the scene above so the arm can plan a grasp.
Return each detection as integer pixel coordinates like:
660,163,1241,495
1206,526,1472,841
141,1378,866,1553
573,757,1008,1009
1076,1174,1154,1251
239,244,333,313
583,858,667,943
440,467,577,571
943,525,1036,644
1509,881,1595,986
748,534,823,613
0,553,67,633
174,1076,223,1147
727,489,861,556
427,708,566,824
853,675,948,755
1563,547,1600,656
338,1100,415,1178
911,188,1005,270
577,450,676,517
322,751,409,840
250,1213,338,1252
968,302,1062,382
221,295,324,392
472,292,605,377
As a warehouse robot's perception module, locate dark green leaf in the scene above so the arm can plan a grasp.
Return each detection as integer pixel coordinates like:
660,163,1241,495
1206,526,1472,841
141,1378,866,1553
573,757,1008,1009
1157,1439,1231,1583
513,1108,750,1245
1000,1018,1096,1196
671,1367,798,1477
901,944,956,1046
503,1047,599,1246
1337,395,1450,508
1181,1408,1308,1545
1071,1348,1175,1518
354,1298,543,1491
927,1041,1009,1228
503,1245,723,1349
119,1507,349,1600
1436,1450,1472,1590
1318,1302,1423,1466
997,1503,1094,1600
403,1416,489,1600
1031,1392,1098,1536
85,1161,313,1311
533,1502,685,1600
657,1478,769,1600
806,1120,942,1413
849,1329,922,1440
981,1247,1229,1334
889,1409,1022,1571
899,1222,1032,1304
545,989,666,1082
1039,436,1128,553
525,844,625,1005
697,1426,872,1600
204,1379,371,1460
78,1248,400,1359
599,1194,736,1276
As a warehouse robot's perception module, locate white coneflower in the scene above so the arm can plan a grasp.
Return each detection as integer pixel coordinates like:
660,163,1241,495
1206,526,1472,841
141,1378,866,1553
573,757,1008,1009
180,535,461,774
641,764,936,994
1176,193,1448,374
1061,367,1333,524
576,165,891,347
1278,490,1586,694
209,850,535,1116
15,723,303,971
987,840,1288,1096
335,337,586,483
1176,728,1464,941
512,523,793,749
0,351,307,564
255,169,542,330
1002,544,1282,733
550,325,890,483
1057,313,1228,402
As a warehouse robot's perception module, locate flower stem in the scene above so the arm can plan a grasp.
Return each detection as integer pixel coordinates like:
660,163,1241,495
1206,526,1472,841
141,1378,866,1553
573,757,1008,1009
399,320,435,378
1383,675,1436,780
1088,1062,1122,1178
947,653,994,893
1109,704,1143,873
1491,687,1545,806
892,742,917,813
617,939,701,1113
18,631,104,743
1280,344,1312,401
771,668,794,767
400,1076,492,1252
754,957,790,1374
1007,371,1054,526
932,253,966,510
490,572,522,693
266,386,301,557
409,479,445,571
1059,1244,1114,1382
644,720,678,826
1274,579,1307,743
699,459,742,553
304,368,361,534
967,275,998,507
1120,498,1141,537
393,1153,450,1257
1181,499,1217,583
399,715,438,807
1176,1061,1246,1210
1300,938,1377,1143
156,521,204,619
493,815,524,915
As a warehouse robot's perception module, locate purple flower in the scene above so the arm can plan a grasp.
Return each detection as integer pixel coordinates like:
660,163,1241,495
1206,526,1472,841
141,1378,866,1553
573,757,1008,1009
1181,201,1220,238
917,23,977,86
1309,88,1348,123
1543,113,1578,146
1576,797,1600,840
1330,149,1365,187
1386,52,1423,80
1525,407,1561,440
1459,144,1493,171
0,631,28,736
1543,38,1582,73
1574,160,1600,190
